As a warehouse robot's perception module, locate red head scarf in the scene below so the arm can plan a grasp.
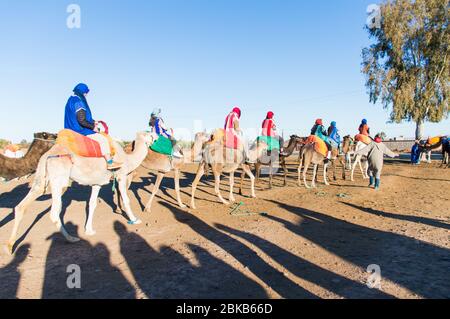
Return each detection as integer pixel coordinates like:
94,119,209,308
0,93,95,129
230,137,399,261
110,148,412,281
266,111,274,119
232,107,241,118
315,119,323,126
374,137,382,143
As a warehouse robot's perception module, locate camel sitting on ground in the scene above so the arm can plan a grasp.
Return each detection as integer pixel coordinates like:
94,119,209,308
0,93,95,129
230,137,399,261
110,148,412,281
116,132,209,213
0,132,57,180
190,130,261,209
7,132,154,254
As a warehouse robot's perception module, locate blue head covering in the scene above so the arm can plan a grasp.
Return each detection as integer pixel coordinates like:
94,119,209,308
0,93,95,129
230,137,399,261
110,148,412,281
362,119,368,125
331,121,337,127
73,83,90,96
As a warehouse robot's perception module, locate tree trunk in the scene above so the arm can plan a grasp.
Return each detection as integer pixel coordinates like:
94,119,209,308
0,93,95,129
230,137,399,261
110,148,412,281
415,120,424,140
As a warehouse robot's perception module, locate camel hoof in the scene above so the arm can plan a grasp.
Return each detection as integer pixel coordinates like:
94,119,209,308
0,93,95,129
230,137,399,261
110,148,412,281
221,200,230,206
85,229,96,237
179,203,187,209
6,243,14,255
144,206,152,214
128,219,142,225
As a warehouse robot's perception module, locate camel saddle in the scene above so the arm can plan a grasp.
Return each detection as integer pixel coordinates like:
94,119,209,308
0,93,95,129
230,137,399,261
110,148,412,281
210,128,241,150
355,134,372,145
306,135,328,157
56,129,116,158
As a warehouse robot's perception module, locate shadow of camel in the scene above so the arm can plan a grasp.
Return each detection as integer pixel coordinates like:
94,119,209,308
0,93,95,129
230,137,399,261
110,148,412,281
0,244,30,298
266,199,450,299
114,221,268,298
342,202,450,231
41,223,135,299
160,201,318,298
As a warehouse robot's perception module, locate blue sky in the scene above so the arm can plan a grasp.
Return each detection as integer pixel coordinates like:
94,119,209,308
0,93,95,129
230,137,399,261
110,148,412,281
0,0,448,142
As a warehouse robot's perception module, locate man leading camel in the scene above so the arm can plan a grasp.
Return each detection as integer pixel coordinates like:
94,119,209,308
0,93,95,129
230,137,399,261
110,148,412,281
64,83,121,169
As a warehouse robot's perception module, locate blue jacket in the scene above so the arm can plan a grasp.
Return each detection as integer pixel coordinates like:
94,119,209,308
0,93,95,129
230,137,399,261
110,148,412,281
329,126,341,145
64,96,95,136
154,118,171,138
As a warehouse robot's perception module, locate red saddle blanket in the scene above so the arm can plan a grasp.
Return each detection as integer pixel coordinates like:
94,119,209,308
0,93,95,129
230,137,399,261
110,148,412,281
56,129,107,158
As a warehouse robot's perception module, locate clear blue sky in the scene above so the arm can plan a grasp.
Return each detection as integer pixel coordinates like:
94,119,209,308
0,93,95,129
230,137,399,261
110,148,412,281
0,0,448,143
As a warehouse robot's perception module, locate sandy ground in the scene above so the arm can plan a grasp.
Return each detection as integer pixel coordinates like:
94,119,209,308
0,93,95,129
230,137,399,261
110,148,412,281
0,156,449,299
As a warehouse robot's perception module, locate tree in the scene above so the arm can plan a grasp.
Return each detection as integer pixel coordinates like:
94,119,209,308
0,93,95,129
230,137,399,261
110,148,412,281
362,0,449,140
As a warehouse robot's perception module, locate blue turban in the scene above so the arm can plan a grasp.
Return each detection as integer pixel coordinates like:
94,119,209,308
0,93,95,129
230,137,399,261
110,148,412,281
331,121,337,127
362,119,368,125
73,83,90,96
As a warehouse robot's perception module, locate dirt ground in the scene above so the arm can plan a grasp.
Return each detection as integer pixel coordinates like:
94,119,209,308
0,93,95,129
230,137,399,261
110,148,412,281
0,156,449,299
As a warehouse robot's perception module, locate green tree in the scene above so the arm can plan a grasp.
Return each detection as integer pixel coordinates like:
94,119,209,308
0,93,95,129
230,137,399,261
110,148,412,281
362,0,449,140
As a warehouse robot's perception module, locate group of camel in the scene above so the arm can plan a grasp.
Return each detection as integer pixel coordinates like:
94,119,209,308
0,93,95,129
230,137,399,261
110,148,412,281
1,129,448,254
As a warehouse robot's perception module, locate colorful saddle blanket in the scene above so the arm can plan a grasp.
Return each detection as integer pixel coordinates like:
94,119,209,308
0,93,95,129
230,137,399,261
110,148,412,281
306,135,328,157
56,129,115,158
427,136,441,146
355,134,372,145
257,136,280,152
150,136,173,156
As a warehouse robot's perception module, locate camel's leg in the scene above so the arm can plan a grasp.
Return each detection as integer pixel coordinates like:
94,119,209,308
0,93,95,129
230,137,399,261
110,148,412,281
145,173,165,213
255,162,261,182
174,169,186,209
323,163,330,186
229,171,236,203
49,181,80,243
303,162,310,189
213,168,228,205
269,163,273,189
363,160,369,179
332,159,337,181
340,157,346,180
190,162,205,209
239,169,245,196
85,185,101,236
282,159,288,186
351,155,359,181
241,164,256,198
118,178,142,224
311,164,318,188
7,184,45,254
298,155,303,186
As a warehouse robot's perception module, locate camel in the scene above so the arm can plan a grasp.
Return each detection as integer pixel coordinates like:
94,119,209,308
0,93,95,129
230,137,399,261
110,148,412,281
297,141,335,189
7,131,154,254
190,130,260,209
326,135,355,181
116,133,209,213
243,135,304,189
0,132,57,180
350,141,370,181
419,137,445,164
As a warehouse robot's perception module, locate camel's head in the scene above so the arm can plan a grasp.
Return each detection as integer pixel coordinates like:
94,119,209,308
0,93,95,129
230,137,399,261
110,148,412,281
34,132,57,141
136,131,154,149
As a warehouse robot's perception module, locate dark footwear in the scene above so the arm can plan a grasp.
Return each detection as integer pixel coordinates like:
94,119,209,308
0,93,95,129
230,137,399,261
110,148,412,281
369,176,374,187
374,178,380,190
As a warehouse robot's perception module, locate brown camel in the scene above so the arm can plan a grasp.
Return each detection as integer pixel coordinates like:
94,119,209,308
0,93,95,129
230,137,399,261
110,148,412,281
297,142,334,189
242,135,304,190
116,132,209,213
190,130,260,209
0,132,57,180
326,135,354,181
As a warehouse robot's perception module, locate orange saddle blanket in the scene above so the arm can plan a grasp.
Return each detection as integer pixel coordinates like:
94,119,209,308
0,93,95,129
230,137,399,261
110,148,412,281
56,129,115,158
211,128,240,150
306,135,328,157
355,134,372,145
427,136,441,146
